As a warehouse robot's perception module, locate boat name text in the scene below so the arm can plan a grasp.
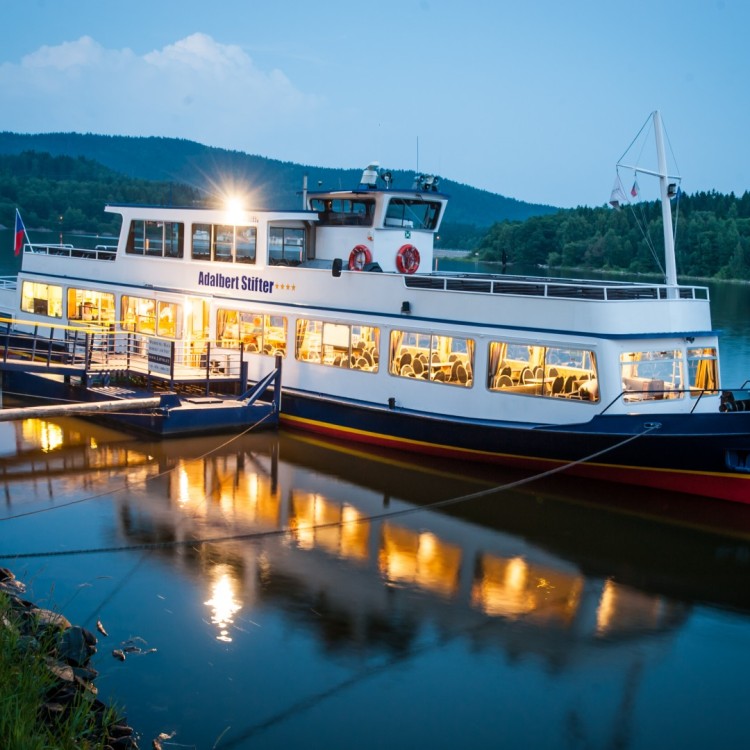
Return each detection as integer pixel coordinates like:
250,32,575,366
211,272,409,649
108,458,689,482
197,272,274,294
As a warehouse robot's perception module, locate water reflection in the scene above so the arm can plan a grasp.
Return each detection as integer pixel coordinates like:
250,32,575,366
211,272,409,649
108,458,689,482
5,420,750,747
204,564,243,642
93,431,749,660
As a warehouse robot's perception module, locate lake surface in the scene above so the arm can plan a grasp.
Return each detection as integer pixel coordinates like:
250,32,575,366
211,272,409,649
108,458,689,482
3,424,750,749
0,242,749,748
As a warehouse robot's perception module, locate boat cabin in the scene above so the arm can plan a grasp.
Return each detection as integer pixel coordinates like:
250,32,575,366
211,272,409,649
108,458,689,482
307,167,447,273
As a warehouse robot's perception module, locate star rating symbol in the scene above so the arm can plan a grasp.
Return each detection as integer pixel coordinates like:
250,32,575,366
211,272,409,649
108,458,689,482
278,283,296,291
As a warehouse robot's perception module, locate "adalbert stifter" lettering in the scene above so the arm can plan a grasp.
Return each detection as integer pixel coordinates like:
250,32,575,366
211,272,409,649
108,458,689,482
197,272,274,294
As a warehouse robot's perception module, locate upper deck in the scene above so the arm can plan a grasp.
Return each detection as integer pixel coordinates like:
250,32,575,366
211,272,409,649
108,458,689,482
9,163,713,340
13,236,713,340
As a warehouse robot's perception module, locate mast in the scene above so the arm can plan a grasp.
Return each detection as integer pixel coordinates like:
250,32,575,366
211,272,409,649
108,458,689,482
653,110,678,293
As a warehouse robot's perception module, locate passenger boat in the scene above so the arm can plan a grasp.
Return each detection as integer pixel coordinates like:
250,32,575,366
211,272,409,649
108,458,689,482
2,111,749,503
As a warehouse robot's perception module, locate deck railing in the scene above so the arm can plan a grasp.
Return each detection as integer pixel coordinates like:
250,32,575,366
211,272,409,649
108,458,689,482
0,321,260,395
22,243,117,261
404,273,710,302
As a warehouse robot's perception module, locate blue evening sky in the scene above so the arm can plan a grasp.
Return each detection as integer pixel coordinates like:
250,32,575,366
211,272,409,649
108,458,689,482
2,0,748,208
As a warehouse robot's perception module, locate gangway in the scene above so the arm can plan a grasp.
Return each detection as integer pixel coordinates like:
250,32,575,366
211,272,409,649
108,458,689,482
0,321,283,437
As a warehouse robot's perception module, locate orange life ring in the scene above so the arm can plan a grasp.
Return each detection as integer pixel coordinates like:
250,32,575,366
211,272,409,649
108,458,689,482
348,244,372,271
396,244,420,274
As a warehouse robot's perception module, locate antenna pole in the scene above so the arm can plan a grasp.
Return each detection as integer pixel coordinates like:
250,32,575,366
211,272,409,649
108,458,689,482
654,111,678,293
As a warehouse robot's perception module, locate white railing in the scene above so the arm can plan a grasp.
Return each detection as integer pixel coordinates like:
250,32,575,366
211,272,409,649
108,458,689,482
23,243,117,261
404,273,710,302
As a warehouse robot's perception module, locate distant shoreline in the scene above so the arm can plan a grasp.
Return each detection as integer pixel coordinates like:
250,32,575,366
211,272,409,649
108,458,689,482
433,248,473,258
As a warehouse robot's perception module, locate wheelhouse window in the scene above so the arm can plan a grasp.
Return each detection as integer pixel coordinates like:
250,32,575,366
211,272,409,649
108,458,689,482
67,289,116,325
390,330,474,386
620,349,683,401
687,347,718,397
191,224,257,264
295,319,379,371
384,198,442,230
21,281,63,318
488,341,598,400
269,227,305,265
126,220,184,258
310,198,375,227
216,309,288,355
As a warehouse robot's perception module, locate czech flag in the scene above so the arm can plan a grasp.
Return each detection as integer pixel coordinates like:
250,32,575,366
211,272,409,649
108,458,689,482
14,209,25,256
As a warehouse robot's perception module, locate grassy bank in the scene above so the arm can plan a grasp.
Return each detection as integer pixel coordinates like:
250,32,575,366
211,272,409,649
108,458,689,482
0,589,130,749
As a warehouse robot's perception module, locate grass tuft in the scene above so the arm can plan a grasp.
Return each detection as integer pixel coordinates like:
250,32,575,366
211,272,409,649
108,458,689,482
0,592,121,750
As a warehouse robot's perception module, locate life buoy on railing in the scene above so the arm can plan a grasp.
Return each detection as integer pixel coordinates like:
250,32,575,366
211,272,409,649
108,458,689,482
396,244,420,274
348,244,372,271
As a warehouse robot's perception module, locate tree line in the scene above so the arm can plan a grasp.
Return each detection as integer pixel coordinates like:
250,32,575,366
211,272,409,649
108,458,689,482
3,150,748,281
476,190,750,280
0,151,202,234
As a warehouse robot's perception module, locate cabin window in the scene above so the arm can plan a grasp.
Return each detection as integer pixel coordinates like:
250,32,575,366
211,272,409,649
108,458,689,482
157,301,182,339
216,309,288,355
236,228,257,264
67,289,116,325
126,220,185,258
620,349,683,401
687,347,719,397
384,198,442,230
122,295,156,336
21,281,63,318
191,224,257,264
310,198,375,227
488,341,598,400
295,319,379,371
214,225,233,262
389,330,474,386
269,227,305,265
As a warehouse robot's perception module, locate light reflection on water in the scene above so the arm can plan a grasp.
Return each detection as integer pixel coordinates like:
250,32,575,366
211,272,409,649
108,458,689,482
205,564,243,643
3,417,750,748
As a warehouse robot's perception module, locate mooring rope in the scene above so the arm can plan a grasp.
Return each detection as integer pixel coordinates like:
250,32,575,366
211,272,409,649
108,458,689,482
0,424,659,559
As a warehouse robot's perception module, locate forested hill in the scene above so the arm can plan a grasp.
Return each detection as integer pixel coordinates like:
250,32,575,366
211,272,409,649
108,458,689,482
0,131,556,232
0,151,204,234
477,190,750,280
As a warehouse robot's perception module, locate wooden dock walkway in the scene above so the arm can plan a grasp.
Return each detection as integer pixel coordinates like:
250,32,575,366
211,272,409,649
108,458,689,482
0,324,282,437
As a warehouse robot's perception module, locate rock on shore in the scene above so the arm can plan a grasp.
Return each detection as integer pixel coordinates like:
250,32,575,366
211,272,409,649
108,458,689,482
0,567,140,749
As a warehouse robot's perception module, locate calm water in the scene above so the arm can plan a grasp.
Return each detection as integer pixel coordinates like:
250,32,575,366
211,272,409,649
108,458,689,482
2,426,750,749
0,240,749,748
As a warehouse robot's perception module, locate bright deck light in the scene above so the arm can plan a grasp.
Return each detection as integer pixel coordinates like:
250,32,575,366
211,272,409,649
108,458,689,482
225,196,245,225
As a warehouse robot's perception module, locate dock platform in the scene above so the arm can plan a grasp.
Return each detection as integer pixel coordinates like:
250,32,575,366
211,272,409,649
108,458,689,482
0,324,281,437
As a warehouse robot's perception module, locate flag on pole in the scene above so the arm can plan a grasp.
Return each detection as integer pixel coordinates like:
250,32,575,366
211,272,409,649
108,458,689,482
14,209,26,256
609,177,627,210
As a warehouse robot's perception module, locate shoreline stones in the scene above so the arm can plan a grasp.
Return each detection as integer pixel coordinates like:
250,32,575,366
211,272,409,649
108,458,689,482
0,567,140,750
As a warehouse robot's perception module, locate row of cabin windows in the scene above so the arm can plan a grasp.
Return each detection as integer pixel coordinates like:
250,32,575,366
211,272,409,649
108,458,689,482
125,221,305,265
19,281,718,400
20,282,181,339
222,318,718,401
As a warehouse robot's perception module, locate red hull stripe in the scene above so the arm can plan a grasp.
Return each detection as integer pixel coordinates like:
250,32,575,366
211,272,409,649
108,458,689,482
280,413,750,505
